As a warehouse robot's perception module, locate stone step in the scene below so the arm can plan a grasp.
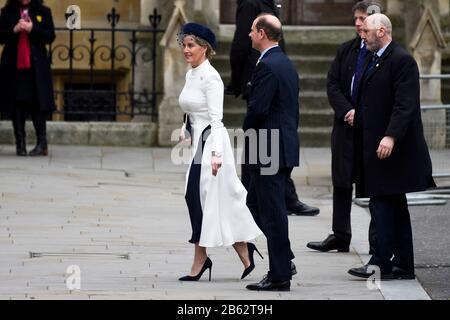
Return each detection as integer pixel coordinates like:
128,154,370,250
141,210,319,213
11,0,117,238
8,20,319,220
223,107,334,128
218,72,328,92
212,55,333,76
300,74,328,92
285,43,339,58
293,56,333,75
216,41,340,58
301,110,334,127
223,91,331,112
222,125,331,147
0,121,157,147
299,127,331,147
217,26,353,56
300,91,331,111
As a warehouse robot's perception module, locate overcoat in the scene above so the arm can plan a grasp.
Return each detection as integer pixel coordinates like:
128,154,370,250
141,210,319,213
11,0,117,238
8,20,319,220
355,41,435,198
0,4,56,113
327,37,362,188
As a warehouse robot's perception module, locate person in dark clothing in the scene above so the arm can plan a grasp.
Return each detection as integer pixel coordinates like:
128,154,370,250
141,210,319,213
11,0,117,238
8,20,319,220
227,0,320,216
244,14,298,291
0,0,56,156
307,1,379,254
348,13,435,280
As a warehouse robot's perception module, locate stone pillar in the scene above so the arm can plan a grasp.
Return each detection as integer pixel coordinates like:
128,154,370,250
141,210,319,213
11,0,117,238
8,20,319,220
408,4,447,148
158,0,190,146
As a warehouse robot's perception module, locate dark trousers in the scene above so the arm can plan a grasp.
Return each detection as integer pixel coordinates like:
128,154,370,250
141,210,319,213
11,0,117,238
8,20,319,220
368,194,415,273
333,186,377,250
242,163,299,206
11,101,47,146
185,126,211,244
246,167,293,282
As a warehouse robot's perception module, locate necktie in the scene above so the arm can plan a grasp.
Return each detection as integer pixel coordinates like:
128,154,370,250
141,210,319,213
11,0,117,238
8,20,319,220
365,53,380,77
351,44,368,105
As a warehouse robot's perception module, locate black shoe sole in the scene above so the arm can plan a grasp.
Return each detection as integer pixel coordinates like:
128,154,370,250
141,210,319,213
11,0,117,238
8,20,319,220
348,269,395,280
288,211,320,216
307,245,350,253
393,274,416,280
246,287,291,292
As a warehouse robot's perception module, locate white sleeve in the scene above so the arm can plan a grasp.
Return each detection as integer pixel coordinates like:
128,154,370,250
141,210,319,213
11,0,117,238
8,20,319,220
205,71,225,154
179,70,192,140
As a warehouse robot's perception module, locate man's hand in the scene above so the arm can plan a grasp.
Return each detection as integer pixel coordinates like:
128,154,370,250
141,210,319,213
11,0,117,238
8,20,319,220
377,136,395,160
211,155,222,176
344,109,355,127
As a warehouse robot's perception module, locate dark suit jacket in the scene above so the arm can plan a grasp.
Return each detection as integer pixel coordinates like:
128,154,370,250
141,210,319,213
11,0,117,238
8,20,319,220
229,0,280,100
0,4,56,113
327,37,362,188
243,46,300,169
355,41,435,197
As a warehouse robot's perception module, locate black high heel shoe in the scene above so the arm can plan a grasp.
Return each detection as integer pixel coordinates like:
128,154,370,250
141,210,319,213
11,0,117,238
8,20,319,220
241,242,264,280
179,257,213,281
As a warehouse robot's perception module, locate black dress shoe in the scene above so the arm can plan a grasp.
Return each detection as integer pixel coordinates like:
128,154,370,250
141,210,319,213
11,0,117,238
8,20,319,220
307,234,350,253
291,261,298,276
287,201,320,216
392,266,415,280
29,142,48,157
16,140,27,157
261,261,297,281
348,264,394,280
246,277,290,291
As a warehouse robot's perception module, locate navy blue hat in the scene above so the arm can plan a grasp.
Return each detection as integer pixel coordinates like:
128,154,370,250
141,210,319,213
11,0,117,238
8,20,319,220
180,23,217,50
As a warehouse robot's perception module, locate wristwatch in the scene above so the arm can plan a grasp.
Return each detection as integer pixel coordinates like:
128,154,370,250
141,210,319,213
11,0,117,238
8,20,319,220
212,151,222,158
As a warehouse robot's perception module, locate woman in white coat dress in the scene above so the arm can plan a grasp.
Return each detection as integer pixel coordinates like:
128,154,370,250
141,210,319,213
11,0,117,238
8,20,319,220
177,23,263,282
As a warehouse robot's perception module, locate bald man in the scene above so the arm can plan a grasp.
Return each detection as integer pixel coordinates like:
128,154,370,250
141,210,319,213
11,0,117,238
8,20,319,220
244,14,299,291
227,0,320,217
348,14,435,280
308,0,379,255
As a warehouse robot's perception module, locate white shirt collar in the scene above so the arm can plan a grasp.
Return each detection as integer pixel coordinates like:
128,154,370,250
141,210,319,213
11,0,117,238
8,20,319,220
375,41,392,58
259,45,279,61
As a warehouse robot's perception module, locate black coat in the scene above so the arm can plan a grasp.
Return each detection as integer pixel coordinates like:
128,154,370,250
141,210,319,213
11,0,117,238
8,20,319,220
355,41,435,198
327,37,362,188
0,4,56,113
229,0,279,100
243,47,300,169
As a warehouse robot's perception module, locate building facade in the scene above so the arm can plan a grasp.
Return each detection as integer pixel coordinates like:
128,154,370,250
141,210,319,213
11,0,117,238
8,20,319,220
0,0,449,147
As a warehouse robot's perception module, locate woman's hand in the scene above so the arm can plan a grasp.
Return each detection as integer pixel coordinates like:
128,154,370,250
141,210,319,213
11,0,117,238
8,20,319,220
13,22,22,33
20,19,33,33
211,155,222,176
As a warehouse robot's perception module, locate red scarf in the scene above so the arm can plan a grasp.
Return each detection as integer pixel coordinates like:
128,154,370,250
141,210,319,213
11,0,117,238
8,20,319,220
17,8,31,70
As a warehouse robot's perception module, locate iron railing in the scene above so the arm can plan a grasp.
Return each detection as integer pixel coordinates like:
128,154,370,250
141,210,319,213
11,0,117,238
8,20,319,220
420,74,450,178
49,8,164,122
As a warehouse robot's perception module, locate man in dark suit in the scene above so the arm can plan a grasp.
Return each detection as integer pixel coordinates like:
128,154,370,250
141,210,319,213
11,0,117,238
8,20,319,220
307,1,379,254
227,0,320,217
348,13,435,280
244,14,299,291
